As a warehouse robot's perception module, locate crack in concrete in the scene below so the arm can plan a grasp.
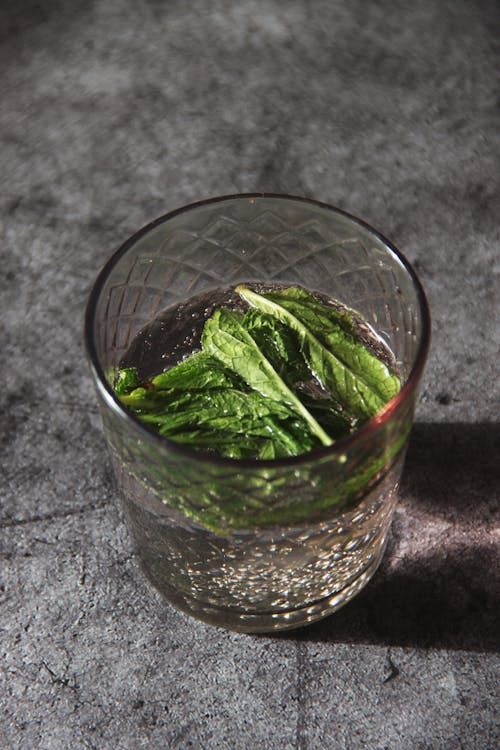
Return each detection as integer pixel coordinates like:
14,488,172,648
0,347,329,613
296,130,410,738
41,661,79,692
383,650,401,684
0,500,111,529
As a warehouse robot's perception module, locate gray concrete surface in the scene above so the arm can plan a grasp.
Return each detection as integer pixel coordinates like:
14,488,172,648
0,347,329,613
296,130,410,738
1,1,499,748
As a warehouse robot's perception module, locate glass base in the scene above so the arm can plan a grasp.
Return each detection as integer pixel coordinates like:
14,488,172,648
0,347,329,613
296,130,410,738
140,541,387,633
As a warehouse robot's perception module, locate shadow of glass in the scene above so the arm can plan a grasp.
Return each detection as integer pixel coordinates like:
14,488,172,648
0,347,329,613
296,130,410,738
281,542,499,651
274,422,499,652
401,421,499,522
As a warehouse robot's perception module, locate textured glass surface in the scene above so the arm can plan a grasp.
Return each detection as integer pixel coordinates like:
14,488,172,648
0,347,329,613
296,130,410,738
85,195,430,632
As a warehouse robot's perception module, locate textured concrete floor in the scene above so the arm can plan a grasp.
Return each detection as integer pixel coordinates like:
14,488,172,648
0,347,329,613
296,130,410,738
1,1,499,748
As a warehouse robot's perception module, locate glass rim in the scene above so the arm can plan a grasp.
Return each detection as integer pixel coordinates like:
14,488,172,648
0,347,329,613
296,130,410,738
84,192,431,468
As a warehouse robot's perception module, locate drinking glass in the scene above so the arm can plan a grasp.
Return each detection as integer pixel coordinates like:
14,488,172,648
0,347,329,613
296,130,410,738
85,194,430,632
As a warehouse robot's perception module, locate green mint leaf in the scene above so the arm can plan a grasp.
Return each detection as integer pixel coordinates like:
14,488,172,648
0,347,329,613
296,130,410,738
114,367,140,395
263,286,400,404
151,351,242,390
242,308,355,437
236,286,399,420
115,366,318,458
242,308,310,384
201,307,333,447
297,390,355,439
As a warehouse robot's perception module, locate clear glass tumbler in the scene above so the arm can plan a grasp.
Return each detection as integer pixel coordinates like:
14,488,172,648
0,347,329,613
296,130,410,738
85,194,430,632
